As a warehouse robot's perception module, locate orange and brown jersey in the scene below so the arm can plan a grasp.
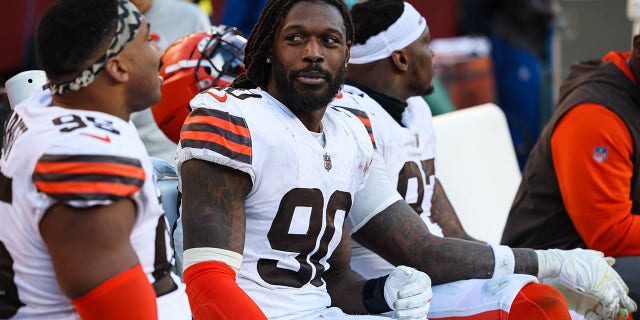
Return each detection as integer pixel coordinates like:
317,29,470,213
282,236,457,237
180,107,252,164
32,154,145,203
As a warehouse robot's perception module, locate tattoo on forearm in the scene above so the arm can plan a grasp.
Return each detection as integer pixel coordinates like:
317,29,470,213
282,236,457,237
354,201,497,284
513,249,539,275
181,159,251,253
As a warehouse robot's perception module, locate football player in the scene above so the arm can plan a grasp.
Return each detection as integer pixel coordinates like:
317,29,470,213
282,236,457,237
0,0,189,319
151,26,249,276
175,0,432,319
331,1,636,320
157,1,635,319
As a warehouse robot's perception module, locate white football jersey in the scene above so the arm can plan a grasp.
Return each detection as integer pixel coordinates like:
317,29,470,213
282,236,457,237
332,86,439,280
176,87,374,319
334,87,439,234
0,90,188,320
332,87,536,319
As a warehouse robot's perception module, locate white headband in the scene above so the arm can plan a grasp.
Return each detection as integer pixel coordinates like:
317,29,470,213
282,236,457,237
349,2,427,64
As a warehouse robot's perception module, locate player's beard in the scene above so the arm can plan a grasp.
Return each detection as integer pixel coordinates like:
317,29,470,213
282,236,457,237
409,64,435,97
272,59,345,113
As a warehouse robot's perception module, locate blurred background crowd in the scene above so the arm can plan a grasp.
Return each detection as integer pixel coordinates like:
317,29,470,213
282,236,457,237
0,0,635,169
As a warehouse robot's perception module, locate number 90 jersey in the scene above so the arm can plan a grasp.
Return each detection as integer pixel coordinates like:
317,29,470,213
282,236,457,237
0,90,184,319
176,87,374,319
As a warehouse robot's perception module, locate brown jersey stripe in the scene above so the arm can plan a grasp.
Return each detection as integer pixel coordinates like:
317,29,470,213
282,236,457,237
34,181,141,198
180,130,251,156
184,114,251,139
33,161,145,181
332,106,377,149
32,173,144,186
38,154,142,166
0,172,12,204
368,134,376,145
188,108,249,134
180,108,253,164
334,105,367,119
181,122,251,147
180,138,252,164
39,191,134,203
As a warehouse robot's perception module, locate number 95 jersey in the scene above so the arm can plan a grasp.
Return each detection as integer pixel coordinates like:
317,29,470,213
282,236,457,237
0,90,183,319
176,87,374,319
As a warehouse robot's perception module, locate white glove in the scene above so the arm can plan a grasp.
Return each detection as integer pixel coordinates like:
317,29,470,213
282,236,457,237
536,248,637,320
384,266,432,320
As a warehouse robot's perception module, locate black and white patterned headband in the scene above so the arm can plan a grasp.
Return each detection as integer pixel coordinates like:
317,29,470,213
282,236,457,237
49,0,143,95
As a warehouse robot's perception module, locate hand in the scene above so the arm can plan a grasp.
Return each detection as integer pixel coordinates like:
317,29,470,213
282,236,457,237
542,277,610,320
536,248,637,319
383,266,432,320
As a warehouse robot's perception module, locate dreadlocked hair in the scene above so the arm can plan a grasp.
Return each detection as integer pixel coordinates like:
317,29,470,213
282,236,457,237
350,0,404,45
232,0,354,89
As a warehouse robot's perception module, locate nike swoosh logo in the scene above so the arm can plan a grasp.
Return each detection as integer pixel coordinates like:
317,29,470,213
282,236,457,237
208,91,228,102
80,132,111,143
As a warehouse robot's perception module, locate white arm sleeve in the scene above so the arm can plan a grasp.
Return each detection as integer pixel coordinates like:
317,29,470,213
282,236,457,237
348,151,403,234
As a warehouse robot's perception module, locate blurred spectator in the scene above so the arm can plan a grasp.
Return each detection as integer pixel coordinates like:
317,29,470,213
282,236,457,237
132,0,211,49
130,0,212,163
460,0,557,169
221,0,267,36
189,0,213,16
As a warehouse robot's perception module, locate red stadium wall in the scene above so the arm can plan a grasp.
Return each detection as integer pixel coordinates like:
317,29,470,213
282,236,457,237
406,0,460,39
0,0,55,78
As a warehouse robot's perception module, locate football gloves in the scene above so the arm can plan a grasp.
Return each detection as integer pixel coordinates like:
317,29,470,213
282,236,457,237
384,266,432,320
536,248,637,320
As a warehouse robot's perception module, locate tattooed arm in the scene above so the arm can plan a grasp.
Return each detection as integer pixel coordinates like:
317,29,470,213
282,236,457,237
181,159,251,253
325,223,369,314
430,178,483,242
180,159,267,319
352,199,538,285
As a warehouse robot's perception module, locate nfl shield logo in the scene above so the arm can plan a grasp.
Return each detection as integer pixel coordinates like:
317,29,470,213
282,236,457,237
324,153,332,171
593,146,608,163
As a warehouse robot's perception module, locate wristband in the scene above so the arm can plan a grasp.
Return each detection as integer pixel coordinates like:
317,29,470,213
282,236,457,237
490,244,515,277
362,275,392,314
183,247,242,274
